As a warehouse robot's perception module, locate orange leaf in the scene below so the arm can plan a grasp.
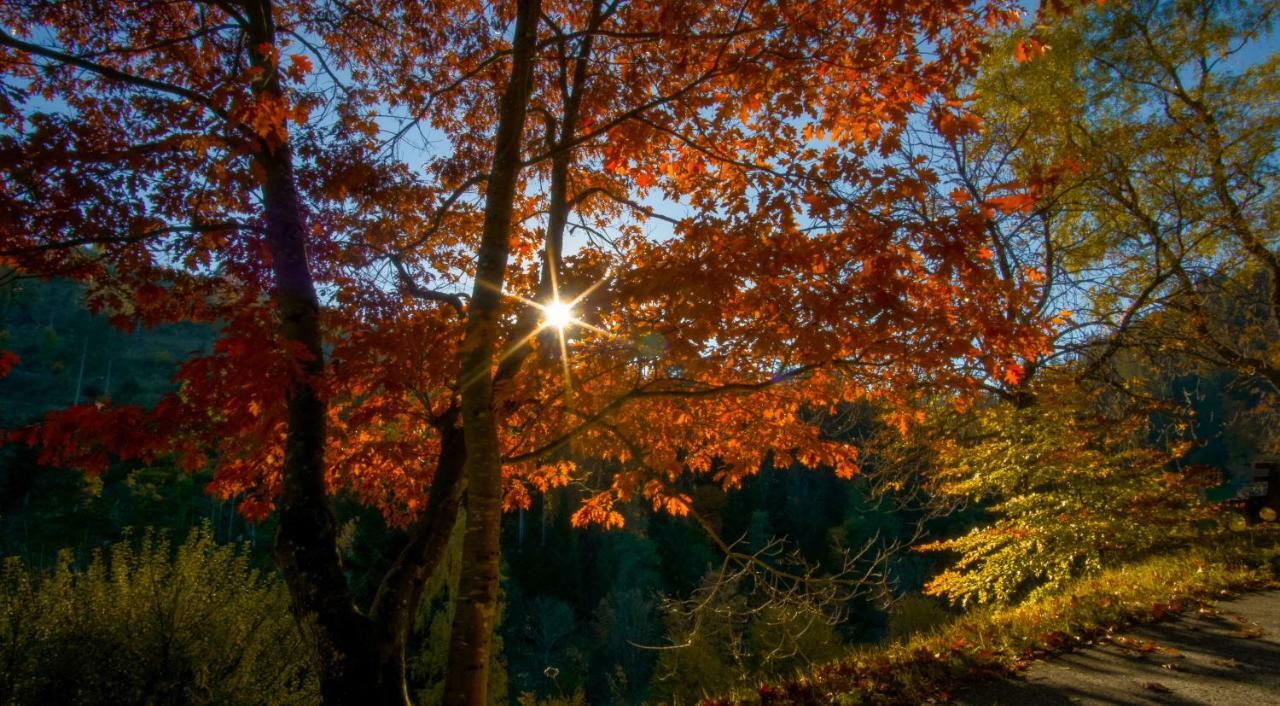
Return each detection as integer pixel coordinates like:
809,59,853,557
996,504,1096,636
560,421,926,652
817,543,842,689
988,193,1037,214
1002,363,1025,385
287,54,313,82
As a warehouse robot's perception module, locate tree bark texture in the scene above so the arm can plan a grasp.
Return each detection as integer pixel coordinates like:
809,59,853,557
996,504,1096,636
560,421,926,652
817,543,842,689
443,0,542,703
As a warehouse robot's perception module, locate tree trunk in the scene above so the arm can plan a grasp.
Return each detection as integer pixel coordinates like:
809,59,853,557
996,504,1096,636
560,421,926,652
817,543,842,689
240,3,366,701
371,421,468,701
443,0,542,703
259,131,466,702
1264,464,1280,517
243,3,468,704
257,138,383,705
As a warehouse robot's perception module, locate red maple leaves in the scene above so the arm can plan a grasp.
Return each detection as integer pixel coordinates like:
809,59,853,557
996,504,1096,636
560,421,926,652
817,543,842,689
0,0,1052,531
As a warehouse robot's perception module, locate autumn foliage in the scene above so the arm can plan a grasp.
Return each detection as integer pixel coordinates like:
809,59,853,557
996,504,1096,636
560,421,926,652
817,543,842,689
916,374,1217,606
0,0,1058,702
1,0,1042,523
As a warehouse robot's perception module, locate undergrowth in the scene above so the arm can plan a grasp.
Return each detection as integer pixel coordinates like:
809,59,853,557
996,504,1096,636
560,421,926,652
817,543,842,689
709,529,1280,705
0,526,317,705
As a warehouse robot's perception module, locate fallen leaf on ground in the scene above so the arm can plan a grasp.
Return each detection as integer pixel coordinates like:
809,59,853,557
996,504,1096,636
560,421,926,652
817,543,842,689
1113,636,1160,653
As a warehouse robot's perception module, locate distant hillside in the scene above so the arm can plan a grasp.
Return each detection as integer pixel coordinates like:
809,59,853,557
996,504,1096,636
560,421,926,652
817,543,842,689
0,278,216,427
0,278,234,564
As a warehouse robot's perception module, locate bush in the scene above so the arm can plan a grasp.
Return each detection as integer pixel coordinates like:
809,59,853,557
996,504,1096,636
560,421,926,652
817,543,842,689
0,526,316,705
886,594,950,642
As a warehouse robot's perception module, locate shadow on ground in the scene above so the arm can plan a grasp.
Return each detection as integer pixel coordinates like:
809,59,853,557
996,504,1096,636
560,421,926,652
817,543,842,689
955,592,1280,705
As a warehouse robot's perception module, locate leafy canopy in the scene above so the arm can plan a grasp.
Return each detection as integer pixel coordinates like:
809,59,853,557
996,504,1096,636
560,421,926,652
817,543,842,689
1,0,1043,528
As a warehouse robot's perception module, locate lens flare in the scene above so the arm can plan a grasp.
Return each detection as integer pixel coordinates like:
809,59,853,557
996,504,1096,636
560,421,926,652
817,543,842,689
542,299,574,331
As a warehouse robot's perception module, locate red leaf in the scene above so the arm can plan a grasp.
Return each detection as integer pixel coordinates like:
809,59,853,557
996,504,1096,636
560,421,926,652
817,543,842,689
0,350,18,379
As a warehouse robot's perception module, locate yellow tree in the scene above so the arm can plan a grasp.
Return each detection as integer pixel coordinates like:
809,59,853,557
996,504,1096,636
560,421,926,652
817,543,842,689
918,373,1214,605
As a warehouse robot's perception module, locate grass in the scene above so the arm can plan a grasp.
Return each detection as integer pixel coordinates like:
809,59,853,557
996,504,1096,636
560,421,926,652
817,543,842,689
709,528,1280,705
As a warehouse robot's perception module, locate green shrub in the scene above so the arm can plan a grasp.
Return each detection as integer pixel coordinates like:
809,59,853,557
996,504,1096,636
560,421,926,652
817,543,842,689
0,526,317,705
886,594,950,642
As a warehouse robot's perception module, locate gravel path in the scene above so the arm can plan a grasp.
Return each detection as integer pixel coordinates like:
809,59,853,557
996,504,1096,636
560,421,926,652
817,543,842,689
955,591,1280,705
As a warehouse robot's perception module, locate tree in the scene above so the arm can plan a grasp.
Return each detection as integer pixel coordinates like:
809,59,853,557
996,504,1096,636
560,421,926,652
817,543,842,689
0,1,1042,703
887,4,1280,591
2,2,414,701
974,0,1280,394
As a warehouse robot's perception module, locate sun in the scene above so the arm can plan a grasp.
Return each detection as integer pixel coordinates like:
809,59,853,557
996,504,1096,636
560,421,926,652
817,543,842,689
541,298,575,331
467,278,612,394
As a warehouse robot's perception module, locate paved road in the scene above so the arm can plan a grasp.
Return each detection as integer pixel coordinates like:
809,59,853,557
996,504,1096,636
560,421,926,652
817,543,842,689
956,592,1280,705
